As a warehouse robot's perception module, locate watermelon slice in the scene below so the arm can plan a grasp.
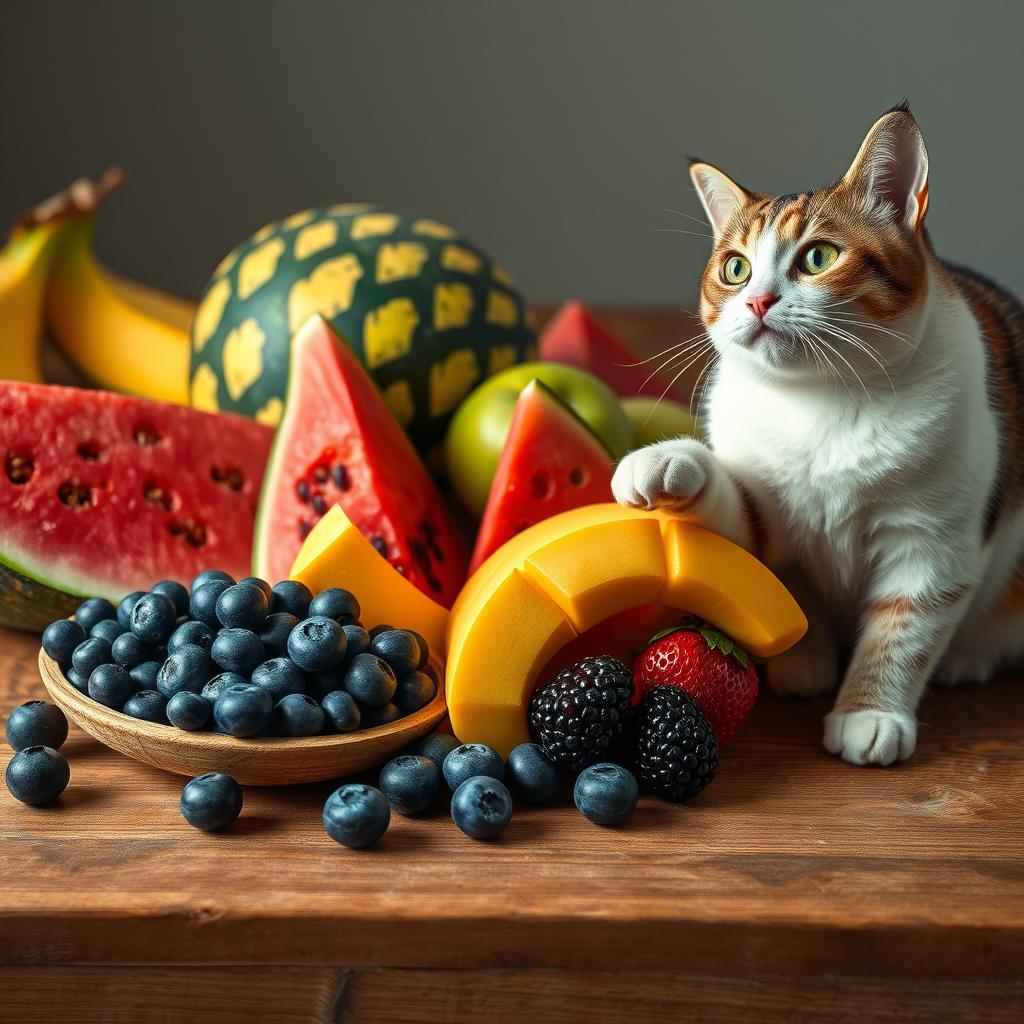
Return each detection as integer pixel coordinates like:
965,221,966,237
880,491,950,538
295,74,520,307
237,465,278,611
253,316,468,607
469,380,614,573
539,301,686,402
0,382,273,631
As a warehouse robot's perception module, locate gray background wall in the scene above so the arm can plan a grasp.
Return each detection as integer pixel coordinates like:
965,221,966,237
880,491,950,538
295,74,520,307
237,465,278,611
3,0,1022,305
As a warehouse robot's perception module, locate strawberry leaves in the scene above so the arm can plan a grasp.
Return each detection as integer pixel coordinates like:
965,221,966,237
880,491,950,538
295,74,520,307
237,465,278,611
647,616,750,669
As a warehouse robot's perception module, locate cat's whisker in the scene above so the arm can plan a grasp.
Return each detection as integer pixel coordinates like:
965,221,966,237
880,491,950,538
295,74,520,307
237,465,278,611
808,320,897,397
636,335,714,392
812,333,873,405
618,331,712,369
662,206,713,229
653,228,716,240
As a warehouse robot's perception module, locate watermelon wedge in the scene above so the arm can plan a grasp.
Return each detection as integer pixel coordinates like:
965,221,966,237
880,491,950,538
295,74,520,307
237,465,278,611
469,380,614,573
0,382,273,630
539,301,686,402
253,316,468,607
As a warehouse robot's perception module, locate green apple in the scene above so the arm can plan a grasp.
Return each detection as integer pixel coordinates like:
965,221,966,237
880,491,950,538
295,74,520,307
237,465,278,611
622,397,703,448
446,362,632,518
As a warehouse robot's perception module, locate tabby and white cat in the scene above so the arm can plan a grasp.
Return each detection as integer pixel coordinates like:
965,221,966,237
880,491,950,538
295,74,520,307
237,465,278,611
613,103,1024,766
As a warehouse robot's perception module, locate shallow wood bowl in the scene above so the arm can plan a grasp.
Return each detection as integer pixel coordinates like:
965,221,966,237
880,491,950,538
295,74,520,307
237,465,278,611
38,646,447,786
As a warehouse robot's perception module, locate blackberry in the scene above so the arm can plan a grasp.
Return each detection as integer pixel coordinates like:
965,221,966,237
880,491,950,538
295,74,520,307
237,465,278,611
632,686,718,801
528,656,634,772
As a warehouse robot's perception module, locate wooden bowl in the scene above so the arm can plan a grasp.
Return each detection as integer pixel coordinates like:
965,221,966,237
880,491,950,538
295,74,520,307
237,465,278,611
38,647,447,786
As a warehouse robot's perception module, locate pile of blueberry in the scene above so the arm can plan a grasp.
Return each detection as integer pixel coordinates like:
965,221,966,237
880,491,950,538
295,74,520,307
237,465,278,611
41,572,438,740
322,733,641,848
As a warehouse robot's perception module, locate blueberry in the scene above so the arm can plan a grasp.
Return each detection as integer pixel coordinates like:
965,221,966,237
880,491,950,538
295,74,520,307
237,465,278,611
167,619,214,655
65,667,90,694
341,624,371,659
191,569,235,591
273,693,325,736
343,653,396,708
216,583,270,631
251,658,307,703
166,691,212,731
202,672,248,702
42,619,86,667
189,580,231,628
320,690,361,733
269,580,312,619
379,755,441,815
110,631,156,668
259,612,298,657
506,743,561,805
157,644,213,698
213,684,273,737
180,772,243,831
211,628,265,675
122,690,169,724
451,776,513,840
322,784,390,848
406,732,460,770
151,579,190,617
71,637,112,678
361,702,401,728
442,743,504,792
130,661,162,691
238,576,272,601
129,592,177,645
117,591,146,628
309,587,360,624
74,597,117,633
5,701,68,752
368,624,394,640
394,670,437,714
369,630,421,675
573,763,639,825
287,616,346,673
5,746,70,805
407,630,429,670
90,618,127,643
88,663,134,709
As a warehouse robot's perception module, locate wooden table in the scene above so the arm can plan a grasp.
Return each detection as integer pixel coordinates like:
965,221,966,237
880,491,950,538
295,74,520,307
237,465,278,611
3,311,1024,1022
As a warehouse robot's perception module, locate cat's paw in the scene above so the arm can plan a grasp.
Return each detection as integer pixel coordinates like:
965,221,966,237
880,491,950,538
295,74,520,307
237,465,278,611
764,638,838,697
612,439,710,511
822,709,917,766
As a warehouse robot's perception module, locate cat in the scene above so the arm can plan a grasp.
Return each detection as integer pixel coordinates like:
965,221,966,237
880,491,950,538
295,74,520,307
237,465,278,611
612,102,1024,766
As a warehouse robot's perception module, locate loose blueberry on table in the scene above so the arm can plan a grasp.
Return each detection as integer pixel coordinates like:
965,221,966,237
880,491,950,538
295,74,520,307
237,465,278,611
322,784,390,848
179,772,243,831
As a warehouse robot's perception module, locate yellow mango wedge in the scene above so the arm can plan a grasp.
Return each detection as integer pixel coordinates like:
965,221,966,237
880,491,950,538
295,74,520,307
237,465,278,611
446,503,807,756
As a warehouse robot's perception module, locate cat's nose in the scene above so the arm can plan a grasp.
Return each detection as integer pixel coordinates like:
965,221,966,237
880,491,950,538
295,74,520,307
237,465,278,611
746,293,779,319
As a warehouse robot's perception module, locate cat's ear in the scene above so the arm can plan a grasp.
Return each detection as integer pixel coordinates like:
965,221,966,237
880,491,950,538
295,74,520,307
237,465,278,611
689,159,752,237
843,103,929,230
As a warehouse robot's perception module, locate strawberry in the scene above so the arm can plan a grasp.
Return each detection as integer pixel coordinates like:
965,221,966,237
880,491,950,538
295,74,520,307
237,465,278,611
632,618,758,745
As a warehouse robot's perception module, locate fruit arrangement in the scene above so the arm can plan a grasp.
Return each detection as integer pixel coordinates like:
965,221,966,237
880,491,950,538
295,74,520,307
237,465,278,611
39,574,438,739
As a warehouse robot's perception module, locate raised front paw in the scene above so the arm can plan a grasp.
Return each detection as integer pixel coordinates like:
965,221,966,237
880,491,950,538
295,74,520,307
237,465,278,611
612,439,710,511
822,709,917,766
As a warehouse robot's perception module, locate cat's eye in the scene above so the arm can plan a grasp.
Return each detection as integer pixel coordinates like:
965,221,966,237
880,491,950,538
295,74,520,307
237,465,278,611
721,255,751,285
800,243,840,275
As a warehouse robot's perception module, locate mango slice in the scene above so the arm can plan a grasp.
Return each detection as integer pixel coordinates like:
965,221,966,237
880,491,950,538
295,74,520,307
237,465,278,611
291,505,449,656
445,503,806,755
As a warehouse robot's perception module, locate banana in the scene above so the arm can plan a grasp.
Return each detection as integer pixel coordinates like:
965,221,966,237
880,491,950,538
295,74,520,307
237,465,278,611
0,189,84,383
45,169,194,404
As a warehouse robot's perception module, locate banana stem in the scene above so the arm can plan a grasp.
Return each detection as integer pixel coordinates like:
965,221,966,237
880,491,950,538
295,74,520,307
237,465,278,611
11,167,125,237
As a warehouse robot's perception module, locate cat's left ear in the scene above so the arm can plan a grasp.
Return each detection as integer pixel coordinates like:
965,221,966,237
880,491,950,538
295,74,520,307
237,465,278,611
843,103,929,230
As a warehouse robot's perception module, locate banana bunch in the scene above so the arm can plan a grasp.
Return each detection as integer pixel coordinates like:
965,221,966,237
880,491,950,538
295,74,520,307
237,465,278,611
0,169,193,403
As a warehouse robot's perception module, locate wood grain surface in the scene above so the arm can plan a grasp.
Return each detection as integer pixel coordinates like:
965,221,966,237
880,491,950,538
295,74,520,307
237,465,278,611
3,310,1022,1021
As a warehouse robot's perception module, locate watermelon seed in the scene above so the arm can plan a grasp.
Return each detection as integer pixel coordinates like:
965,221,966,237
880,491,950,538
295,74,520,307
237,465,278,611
314,466,329,485
298,520,312,540
4,452,34,485
168,519,207,547
312,495,327,515
296,480,310,503
77,442,101,461
420,520,444,562
371,536,388,556
211,466,245,492
133,425,163,446
143,481,174,510
568,466,588,487
531,471,555,500
330,465,350,491
58,480,94,508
